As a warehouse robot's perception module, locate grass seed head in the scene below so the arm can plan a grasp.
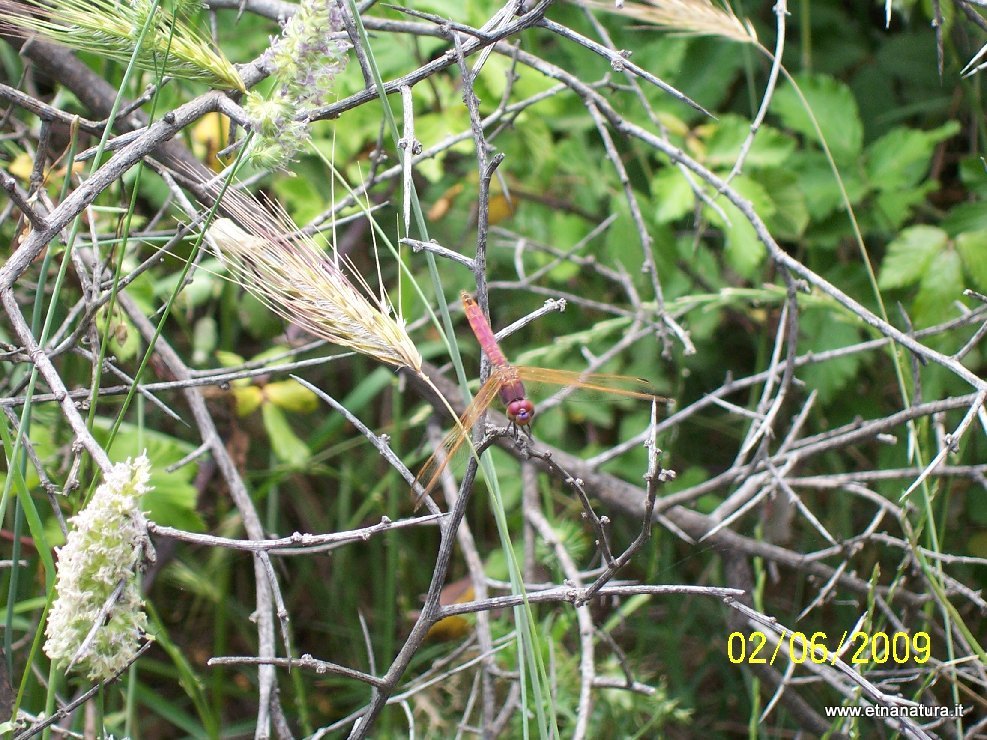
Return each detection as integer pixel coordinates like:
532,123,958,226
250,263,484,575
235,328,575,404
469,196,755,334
244,0,350,166
44,455,152,681
580,0,758,45
0,0,244,90
204,190,422,372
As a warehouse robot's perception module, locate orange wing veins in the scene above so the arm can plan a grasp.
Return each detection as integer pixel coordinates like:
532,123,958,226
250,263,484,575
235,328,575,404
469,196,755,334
415,370,510,496
515,366,663,400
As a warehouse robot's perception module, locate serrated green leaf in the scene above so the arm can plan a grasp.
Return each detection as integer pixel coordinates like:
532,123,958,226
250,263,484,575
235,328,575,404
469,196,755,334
878,225,947,289
772,74,863,163
799,308,864,405
262,404,310,466
956,229,987,291
866,122,959,190
872,181,936,231
958,155,987,197
759,169,809,240
943,202,987,235
143,479,206,533
652,168,695,223
706,177,771,277
914,248,963,326
721,216,765,277
790,150,868,221
96,421,202,532
703,115,795,169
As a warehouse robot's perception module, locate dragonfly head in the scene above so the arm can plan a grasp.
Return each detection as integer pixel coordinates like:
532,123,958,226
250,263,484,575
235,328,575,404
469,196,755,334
507,399,535,426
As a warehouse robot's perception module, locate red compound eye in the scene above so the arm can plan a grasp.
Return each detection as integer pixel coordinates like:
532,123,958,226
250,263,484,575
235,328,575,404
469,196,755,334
507,399,535,426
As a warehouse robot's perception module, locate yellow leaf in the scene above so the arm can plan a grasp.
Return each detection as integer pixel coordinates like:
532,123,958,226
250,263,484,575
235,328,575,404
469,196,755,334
425,579,475,641
427,182,465,221
191,113,231,171
487,193,516,225
232,385,263,416
264,380,319,413
8,152,34,182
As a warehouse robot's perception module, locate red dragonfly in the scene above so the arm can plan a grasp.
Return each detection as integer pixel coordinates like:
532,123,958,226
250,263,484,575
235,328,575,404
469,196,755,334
416,291,661,494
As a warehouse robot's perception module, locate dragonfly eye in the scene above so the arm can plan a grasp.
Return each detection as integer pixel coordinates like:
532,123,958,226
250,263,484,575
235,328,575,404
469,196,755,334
507,399,535,426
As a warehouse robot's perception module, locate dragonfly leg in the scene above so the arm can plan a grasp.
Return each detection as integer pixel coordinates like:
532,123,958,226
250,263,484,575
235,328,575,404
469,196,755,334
507,420,534,443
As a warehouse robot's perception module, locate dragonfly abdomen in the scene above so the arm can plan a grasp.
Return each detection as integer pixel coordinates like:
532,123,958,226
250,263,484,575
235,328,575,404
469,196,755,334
462,291,510,367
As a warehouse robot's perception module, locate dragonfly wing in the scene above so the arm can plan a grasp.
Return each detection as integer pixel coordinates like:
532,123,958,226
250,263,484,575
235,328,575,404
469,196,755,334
415,374,507,495
516,367,662,400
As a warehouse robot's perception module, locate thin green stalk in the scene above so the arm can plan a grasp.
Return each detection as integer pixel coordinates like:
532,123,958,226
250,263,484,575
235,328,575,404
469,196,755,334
90,0,172,457
342,0,468,396
11,4,168,727
341,6,557,733
125,653,138,738
5,503,24,678
41,663,58,740
1,419,56,721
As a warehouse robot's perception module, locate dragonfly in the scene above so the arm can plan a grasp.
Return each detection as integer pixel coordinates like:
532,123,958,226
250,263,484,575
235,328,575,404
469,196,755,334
416,291,662,495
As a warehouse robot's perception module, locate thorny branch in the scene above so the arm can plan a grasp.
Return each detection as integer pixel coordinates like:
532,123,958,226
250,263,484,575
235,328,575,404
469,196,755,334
2,1,986,738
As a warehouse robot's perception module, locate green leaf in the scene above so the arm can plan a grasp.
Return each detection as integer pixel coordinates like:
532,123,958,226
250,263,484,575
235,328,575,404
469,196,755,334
191,316,217,366
674,37,747,112
262,404,310,465
97,304,140,362
872,180,936,231
703,115,795,169
772,74,863,163
943,202,987,236
415,110,474,182
759,169,809,240
706,176,772,277
958,155,987,197
914,247,964,326
144,476,205,533
721,216,765,277
239,290,285,339
956,229,987,291
866,122,959,190
272,175,326,226
878,225,947,289
476,52,559,106
652,168,696,223
791,151,868,221
155,257,223,309
603,198,646,269
95,421,203,532
799,308,865,405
